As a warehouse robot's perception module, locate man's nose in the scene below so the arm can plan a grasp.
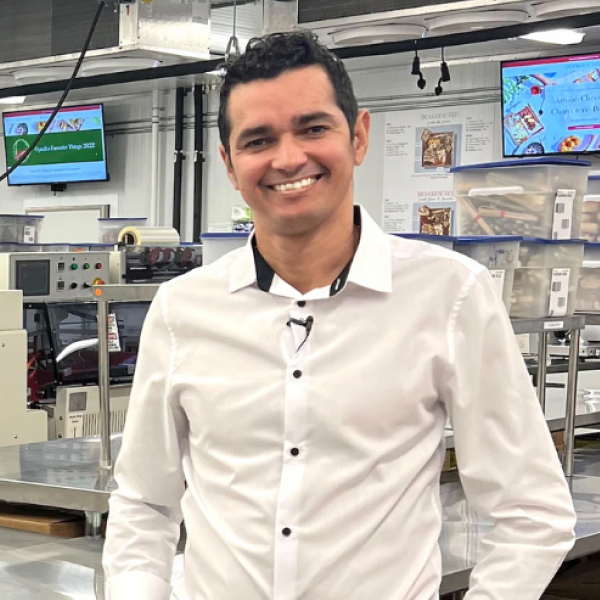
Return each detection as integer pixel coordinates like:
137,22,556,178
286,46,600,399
271,135,307,173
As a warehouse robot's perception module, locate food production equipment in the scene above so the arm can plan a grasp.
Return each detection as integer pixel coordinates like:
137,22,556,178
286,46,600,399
0,245,203,444
0,289,47,447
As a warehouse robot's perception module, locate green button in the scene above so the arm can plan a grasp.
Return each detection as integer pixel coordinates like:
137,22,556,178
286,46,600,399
71,264,78,270
83,263,91,270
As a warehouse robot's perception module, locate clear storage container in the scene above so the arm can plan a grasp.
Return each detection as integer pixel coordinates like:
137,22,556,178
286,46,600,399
580,175,600,242
453,236,521,310
393,233,455,250
0,215,44,243
41,244,70,253
98,218,147,243
453,236,521,268
576,242,600,312
14,243,42,252
201,232,249,265
511,239,584,318
451,159,590,239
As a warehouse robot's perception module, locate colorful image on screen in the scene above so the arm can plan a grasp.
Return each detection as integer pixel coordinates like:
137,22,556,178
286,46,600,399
3,104,108,186
502,54,600,157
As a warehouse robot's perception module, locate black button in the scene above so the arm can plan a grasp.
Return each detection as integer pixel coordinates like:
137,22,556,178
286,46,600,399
291,448,300,457
297,301,306,307
293,370,302,379
282,527,292,537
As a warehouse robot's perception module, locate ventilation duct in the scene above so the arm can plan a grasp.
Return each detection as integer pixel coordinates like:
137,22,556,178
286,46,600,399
0,0,210,82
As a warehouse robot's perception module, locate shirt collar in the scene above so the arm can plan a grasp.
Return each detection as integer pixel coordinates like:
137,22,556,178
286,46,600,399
229,205,392,295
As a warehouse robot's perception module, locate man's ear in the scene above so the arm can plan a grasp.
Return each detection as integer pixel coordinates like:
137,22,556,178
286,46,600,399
353,109,371,167
219,144,240,190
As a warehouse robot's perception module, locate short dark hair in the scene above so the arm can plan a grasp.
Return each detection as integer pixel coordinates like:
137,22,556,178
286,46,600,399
218,31,359,155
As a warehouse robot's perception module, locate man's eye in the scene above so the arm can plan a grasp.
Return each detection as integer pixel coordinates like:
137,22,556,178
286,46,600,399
246,139,268,148
306,126,328,135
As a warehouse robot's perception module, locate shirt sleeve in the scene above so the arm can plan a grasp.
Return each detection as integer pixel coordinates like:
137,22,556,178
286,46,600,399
103,287,187,600
441,269,576,600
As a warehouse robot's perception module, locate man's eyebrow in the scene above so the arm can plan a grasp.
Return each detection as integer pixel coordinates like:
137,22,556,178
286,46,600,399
237,125,273,143
294,112,336,126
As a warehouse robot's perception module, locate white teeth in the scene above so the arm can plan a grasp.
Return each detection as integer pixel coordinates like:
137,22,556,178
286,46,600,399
274,177,317,192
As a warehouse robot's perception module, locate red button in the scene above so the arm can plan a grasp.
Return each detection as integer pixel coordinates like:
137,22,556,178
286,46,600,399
95,263,103,269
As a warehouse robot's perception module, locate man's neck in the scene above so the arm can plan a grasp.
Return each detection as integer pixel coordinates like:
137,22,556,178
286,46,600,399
255,209,359,295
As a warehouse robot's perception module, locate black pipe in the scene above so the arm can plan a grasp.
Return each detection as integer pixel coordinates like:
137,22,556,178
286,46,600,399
3,12,600,99
173,87,186,234
193,86,205,243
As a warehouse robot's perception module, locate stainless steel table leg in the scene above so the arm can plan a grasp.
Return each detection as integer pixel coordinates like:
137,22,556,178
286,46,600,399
537,332,548,413
86,511,103,537
563,329,581,477
97,298,112,470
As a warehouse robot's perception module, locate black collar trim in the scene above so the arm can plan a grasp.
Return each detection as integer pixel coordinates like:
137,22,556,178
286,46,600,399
252,207,361,296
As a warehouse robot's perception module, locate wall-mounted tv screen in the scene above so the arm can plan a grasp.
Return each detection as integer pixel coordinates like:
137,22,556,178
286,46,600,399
501,53,600,157
2,104,108,186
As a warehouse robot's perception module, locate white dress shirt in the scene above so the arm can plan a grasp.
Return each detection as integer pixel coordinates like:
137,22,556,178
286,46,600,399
103,206,576,600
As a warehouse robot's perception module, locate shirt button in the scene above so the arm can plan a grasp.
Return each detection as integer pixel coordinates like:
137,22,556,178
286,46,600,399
297,301,306,307
293,370,302,379
282,527,292,537
291,448,300,457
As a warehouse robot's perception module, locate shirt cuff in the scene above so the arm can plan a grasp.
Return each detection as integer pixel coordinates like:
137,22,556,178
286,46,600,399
107,571,172,600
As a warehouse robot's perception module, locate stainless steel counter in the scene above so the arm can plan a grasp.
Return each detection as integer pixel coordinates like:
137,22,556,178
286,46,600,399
2,454,600,599
0,437,121,514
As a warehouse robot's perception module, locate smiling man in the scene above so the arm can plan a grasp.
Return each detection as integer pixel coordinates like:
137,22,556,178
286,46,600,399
103,32,576,600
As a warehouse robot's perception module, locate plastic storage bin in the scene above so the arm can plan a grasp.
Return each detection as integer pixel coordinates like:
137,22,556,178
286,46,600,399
451,159,590,239
393,233,455,250
511,239,584,318
580,175,600,242
201,233,249,265
0,215,44,243
98,218,147,243
14,243,42,252
576,242,600,312
453,236,521,309
41,244,70,253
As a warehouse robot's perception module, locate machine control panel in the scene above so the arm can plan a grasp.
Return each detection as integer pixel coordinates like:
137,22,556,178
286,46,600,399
0,252,110,301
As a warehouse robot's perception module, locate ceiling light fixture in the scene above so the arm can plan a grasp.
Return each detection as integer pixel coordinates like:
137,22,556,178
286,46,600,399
0,96,26,105
427,10,529,35
520,28,586,45
534,0,600,19
331,24,426,47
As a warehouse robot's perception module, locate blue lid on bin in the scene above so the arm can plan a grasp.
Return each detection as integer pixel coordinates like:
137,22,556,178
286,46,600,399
201,232,250,239
522,237,585,245
450,158,591,173
589,175,600,181
394,233,455,242
454,235,522,244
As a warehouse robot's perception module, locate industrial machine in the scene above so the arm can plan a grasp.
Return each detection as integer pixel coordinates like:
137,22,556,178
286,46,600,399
0,290,47,447
0,246,202,445
550,328,600,359
110,244,202,284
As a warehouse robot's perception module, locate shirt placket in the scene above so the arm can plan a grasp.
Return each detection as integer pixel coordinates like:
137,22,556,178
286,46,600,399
272,300,311,600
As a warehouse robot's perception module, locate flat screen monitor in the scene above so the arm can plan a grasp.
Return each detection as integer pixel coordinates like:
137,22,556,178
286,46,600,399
2,103,109,186
501,53,600,157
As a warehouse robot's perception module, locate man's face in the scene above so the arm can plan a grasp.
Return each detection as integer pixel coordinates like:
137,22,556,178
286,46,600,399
220,65,370,236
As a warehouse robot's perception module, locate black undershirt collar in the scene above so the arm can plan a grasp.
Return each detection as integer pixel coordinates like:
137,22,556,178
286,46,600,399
252,207,361,297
